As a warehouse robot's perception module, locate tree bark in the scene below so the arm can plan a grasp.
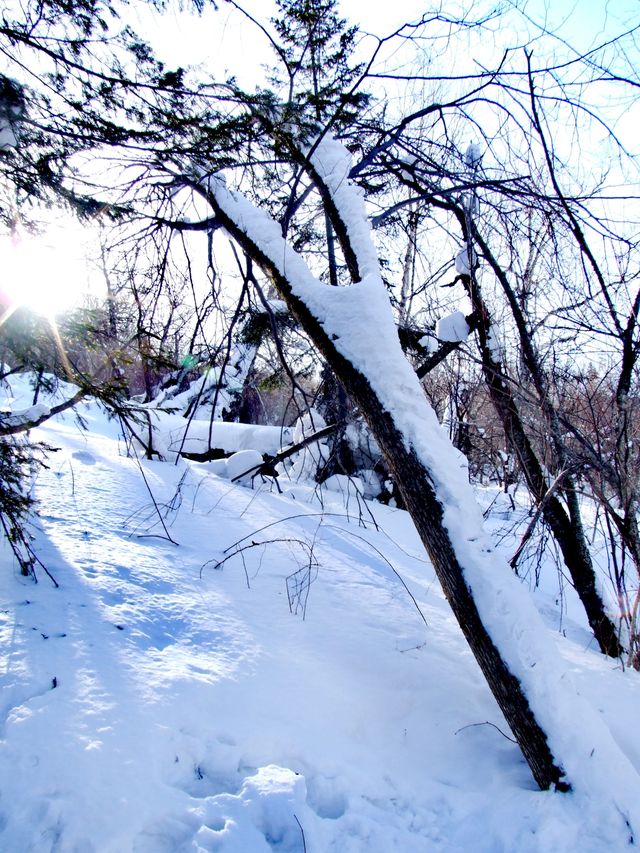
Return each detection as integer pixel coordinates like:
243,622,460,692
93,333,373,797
345,371,570,792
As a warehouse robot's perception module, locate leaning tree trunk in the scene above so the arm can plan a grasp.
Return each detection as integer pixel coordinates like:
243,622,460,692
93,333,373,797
467,227,622,657
414,195,622,658
200,173,569,791
332,357,569,791
482,354,623,657
461,270,623,658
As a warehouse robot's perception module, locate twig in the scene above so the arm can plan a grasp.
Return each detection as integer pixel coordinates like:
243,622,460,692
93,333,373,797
0,513,59,587
215,514,428,628
122,420,179,546
454,720,517,744
223,512,377,552
510,468,573,572
324,524,428,629
293,815,307,853
202,537,315,590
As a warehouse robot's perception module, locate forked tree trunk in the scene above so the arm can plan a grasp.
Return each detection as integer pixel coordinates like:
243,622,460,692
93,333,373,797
205,191,569,791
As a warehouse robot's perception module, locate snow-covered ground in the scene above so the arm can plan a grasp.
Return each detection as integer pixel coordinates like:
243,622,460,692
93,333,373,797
1,381,639,851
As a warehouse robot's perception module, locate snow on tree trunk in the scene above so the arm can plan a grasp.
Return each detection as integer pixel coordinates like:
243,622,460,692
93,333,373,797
193,135,640,832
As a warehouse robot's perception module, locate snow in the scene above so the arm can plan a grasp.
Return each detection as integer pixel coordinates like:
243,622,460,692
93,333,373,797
455,244,476,275
0,401,50,426
292,408,326,444
286,410,330,482
308,135,381,279
162,416,291,459
225,448,264,482
0,126,16,148
205,134,640,837
152,337,258,419
464,142,483,169
486,326,502,362
436,310,470,343
418,333,438,353
322,473,364,496
0,377,640,850
263,299,288,315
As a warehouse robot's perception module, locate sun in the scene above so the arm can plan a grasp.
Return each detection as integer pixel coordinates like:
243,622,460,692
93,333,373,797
1,226,91,320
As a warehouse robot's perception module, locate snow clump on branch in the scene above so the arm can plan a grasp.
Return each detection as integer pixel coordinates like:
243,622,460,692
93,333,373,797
436,311,470,343
455,244,477,275
464,142,483,169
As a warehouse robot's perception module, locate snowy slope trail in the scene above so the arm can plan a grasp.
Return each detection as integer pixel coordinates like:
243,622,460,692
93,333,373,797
1,398,639,851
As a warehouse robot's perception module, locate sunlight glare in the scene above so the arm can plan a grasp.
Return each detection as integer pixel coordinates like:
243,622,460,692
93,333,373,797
1,228,90,319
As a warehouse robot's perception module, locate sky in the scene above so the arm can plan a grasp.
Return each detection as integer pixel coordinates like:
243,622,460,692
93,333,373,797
128,0,640,161
127,0,639,213
132,0,640,76
3,0,637,316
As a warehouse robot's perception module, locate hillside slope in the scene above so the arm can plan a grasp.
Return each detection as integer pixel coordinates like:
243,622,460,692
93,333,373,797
1,391,639,851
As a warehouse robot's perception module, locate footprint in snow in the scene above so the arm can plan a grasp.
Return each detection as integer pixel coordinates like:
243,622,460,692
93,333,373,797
72,450,96,465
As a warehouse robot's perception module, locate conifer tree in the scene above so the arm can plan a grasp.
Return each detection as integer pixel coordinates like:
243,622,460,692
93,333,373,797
270,0,367,128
